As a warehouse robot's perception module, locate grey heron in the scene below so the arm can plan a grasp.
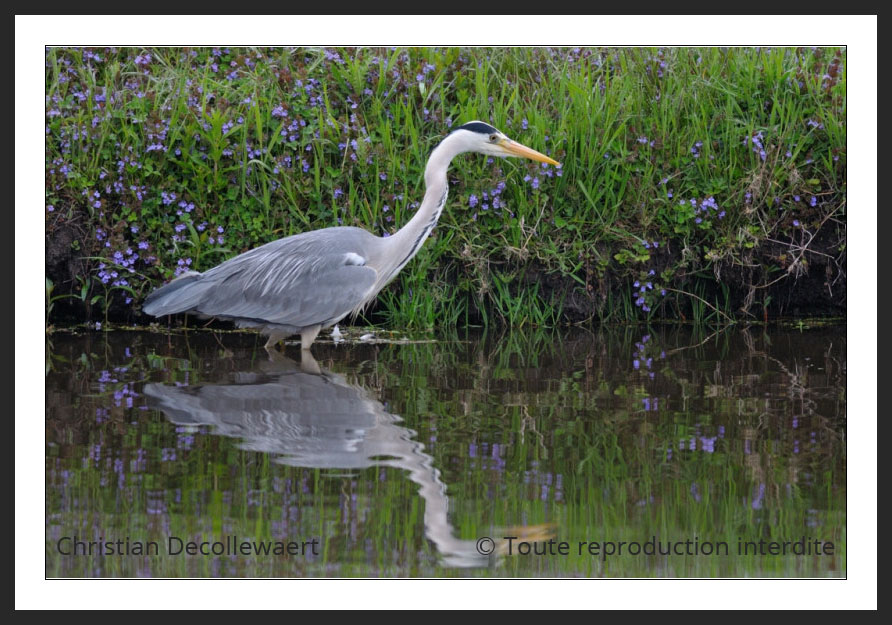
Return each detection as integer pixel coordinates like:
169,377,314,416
143,121,560,351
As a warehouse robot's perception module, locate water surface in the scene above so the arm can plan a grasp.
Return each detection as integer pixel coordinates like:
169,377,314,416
45,326,846,577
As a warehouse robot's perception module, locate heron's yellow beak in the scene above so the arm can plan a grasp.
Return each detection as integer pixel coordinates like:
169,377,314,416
499,139,560,167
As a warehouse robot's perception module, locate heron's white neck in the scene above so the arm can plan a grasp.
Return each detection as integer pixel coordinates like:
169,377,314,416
382,133,466,279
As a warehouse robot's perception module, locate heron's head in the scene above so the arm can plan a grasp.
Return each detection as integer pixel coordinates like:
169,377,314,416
450,121,560,166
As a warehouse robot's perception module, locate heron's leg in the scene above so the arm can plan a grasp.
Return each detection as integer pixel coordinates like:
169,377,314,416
264,329,290,352
298,349,321,375
300,325,321,351
263,348,295,368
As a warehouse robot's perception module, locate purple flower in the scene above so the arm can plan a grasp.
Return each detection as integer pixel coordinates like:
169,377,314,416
469,194,478,208
809,196,817,207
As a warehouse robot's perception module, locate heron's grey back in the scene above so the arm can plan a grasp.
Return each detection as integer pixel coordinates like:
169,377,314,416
144,372,395,468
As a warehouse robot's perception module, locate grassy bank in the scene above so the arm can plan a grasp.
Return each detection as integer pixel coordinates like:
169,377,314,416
45,46,846,329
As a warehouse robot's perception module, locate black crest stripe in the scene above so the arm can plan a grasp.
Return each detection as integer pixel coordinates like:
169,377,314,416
455,122,498,135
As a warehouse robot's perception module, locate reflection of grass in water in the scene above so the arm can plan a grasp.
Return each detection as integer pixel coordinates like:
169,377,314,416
46,327,845,577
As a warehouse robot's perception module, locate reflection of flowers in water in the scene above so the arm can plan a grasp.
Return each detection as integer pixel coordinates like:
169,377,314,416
632,334,666,380
468,441,507,473
690,482,701,502
751,483,766,510
669,423,725,460
131,448,147,473
470,442,564,502
146,490,168,515
523,460,564,503
806,509,819,528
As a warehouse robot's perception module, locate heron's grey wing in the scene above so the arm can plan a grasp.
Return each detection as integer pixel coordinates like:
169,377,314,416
195,230,379,329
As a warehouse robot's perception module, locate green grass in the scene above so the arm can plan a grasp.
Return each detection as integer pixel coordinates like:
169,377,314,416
45,47,846,328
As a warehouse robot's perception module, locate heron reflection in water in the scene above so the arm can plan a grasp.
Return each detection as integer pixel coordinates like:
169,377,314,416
143,351,488,568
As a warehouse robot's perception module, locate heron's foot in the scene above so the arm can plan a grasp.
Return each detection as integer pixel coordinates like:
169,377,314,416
261,348,291,365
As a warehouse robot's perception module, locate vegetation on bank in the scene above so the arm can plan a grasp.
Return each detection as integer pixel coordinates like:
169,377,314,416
45,46,846,329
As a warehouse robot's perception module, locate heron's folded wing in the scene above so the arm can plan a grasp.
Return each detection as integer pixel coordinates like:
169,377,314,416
196,247,378,328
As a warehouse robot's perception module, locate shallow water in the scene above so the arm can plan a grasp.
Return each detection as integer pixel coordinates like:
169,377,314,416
45,325,846,577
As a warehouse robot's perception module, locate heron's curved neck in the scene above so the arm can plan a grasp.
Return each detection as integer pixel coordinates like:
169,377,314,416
385,134,463,274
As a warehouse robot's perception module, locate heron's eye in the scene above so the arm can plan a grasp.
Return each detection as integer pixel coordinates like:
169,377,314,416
489,134,497,143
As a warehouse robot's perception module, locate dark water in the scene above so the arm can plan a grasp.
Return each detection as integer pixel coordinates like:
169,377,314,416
45,326,846,577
